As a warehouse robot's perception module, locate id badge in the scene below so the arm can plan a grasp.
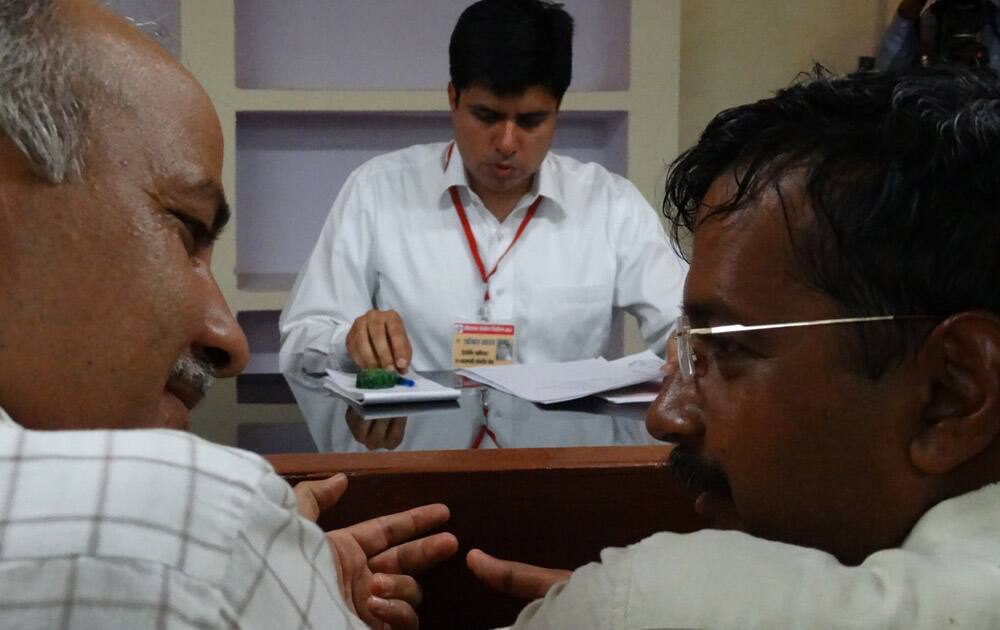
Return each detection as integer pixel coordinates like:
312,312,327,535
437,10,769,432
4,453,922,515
452,322,516,367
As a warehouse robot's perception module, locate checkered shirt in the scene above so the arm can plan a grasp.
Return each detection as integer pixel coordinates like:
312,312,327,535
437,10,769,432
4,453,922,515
0,407,365,629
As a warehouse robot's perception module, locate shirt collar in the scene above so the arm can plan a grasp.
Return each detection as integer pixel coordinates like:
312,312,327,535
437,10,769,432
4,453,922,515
439,142,567,217
0,405,17,426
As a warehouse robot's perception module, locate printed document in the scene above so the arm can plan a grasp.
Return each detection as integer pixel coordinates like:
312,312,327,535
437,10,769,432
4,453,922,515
456,350,664,404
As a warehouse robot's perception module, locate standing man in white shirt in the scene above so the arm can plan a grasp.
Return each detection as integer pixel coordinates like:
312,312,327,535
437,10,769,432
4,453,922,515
467,67,1000,628
0,1,456,627
280,0,686,374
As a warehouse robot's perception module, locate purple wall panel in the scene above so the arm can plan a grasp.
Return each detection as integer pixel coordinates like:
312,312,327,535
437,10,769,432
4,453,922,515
235,111,627,289
235,0,630,91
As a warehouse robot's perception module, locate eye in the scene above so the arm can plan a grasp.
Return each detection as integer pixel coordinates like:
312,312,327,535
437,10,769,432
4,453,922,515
707,336,744,357
167,210,207,255
515,114,547,130
472,108,502,124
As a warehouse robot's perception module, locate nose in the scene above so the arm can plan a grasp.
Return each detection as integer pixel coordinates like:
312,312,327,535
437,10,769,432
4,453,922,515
193,275,250,379
645,357,705,444
495,120,518,158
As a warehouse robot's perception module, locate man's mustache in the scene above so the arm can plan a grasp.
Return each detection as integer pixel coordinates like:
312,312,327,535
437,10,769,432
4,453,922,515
169,354,215,397
667,443,733,497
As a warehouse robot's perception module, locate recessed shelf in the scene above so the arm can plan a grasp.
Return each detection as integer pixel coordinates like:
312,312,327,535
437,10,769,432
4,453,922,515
235,110,627,291
234,0,629,91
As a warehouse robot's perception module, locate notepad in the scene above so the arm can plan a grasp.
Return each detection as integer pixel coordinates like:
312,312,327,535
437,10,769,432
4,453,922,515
324,369,461,405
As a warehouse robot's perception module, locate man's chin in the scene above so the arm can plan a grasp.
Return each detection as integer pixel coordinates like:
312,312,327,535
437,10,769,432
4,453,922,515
694,491,742,530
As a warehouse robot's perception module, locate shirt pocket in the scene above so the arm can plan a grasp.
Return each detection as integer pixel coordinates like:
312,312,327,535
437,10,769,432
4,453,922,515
524,283,614,361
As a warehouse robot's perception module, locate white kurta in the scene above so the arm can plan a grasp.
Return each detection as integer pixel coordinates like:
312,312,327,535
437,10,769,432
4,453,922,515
509,482,1000,629
280,142,687,372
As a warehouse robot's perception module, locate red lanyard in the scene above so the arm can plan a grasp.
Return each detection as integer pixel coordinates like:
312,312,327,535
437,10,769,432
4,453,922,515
469,424,500,449
449,187,541,304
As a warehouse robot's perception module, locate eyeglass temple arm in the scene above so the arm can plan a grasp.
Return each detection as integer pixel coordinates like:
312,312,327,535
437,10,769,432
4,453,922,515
685,315,906,336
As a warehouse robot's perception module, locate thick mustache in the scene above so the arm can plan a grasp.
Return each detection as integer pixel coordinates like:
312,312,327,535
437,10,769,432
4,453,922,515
169,354,215,396
667,444,733,497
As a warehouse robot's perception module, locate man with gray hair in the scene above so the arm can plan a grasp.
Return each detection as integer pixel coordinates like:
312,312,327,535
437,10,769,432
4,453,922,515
0,1,455,627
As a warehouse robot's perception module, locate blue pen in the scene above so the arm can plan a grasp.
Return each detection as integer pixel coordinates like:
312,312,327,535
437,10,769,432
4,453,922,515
395,376,416,387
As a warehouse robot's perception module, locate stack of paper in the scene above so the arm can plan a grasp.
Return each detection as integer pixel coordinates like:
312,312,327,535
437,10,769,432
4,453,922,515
456,351,664,404
324,369,461,405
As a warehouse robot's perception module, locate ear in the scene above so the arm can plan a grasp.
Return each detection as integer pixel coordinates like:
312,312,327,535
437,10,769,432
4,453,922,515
447,82,459,111
910,312,1000,474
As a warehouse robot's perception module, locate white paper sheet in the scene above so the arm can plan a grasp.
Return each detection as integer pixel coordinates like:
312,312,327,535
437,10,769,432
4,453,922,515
595,379,663,404
456,351,665,404
324,369,461,405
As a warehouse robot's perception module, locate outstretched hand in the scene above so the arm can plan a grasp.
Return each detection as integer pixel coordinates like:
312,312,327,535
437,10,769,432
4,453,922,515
294,475,459,629
466,549,572,601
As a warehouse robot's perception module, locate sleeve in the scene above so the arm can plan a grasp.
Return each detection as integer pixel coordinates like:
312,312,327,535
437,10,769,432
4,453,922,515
876,12,921,71
608,183,687,357
218,469,367,630
510,529,999,630
279,168,378,374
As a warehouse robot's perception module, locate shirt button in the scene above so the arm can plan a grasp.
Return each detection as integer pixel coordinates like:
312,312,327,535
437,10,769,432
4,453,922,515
494,231,503,242
494,288,505,296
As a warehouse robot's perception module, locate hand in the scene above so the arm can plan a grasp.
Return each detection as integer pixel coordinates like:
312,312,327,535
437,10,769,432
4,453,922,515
294,475,459,629
898,0,928,19
293,472,349,521
347,309,413,373
345,407,408,451
466,549,572,600
331,504,458,629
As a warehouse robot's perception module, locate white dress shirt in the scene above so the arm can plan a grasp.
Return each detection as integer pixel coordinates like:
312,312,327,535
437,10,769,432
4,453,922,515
509,482,1000,629
0,407,365,629
280,142,687,373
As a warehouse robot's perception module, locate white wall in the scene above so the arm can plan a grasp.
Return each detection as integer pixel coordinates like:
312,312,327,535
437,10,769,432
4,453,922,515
679,0,893,148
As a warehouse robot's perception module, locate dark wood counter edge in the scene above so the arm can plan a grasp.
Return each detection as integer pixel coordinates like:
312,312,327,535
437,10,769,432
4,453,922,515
267,444,673,481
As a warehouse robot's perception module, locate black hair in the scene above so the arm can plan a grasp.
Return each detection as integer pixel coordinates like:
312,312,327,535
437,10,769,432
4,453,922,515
664,66,1000,377
449,0,573,102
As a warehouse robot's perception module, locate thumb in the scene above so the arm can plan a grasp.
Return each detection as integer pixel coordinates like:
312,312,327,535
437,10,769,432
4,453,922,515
293,473,348,522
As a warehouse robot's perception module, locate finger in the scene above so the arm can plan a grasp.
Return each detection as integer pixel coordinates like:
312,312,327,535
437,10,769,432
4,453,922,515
345,408,372,444
466,548,572,600
293,473,348,522
364,419,393,451
666,332,679,363
383,312,413,373
367,595,418,630
349,317,379,369
370,572,421,607
383,417,407,450
344,503,451,558
366,316,398,370
368,531,459,575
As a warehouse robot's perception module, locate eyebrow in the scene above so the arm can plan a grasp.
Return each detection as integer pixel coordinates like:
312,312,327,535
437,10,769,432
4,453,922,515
680,299,743,326
470,105,552,119
180,180,231,245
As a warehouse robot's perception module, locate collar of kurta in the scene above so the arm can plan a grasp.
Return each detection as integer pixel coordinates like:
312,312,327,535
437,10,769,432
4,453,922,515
0,405,16,426
439,141,567,219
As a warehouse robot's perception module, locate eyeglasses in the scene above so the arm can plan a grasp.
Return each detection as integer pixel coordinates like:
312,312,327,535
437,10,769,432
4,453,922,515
674,314,933,380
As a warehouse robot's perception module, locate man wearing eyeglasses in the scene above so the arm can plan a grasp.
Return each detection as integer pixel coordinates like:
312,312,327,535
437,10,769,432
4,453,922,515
466,66,1000,628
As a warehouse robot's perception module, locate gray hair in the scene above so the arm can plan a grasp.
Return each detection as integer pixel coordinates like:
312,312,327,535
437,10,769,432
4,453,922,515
0,0,84,183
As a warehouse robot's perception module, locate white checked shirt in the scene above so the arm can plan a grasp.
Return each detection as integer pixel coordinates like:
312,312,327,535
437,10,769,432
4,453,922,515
280,142,687,373
0,407,365,629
